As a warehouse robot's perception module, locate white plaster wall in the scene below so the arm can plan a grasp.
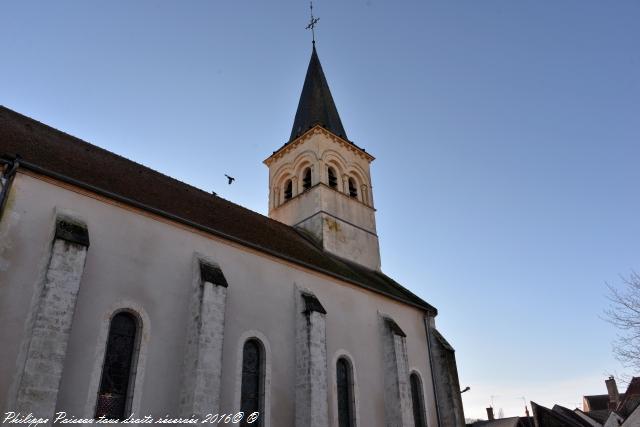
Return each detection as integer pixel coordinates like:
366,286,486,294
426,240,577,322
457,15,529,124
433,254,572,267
0,173,437,427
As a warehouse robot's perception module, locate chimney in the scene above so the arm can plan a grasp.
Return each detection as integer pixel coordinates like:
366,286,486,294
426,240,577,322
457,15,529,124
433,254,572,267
486,407,495,420
605,376,620,410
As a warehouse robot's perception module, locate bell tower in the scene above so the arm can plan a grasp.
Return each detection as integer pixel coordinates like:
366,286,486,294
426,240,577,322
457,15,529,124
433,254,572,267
264,45,381,270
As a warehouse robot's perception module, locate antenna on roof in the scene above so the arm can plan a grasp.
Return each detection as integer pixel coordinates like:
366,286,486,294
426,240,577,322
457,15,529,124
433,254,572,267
306,0,320,44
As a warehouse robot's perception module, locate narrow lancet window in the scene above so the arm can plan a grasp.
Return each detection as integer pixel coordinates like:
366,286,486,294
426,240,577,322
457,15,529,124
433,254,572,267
95,312,138,420
303,167,312,191
410,373,426,427
337,357,355,427
284,179,293,200
241,339,264,427
328,167,338,189
348,178,358,198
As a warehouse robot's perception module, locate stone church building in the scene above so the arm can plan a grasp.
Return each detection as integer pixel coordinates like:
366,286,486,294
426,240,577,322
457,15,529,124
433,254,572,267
0,44,465,426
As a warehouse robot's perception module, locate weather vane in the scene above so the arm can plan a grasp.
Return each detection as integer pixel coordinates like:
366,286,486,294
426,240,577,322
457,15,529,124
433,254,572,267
306,1,320,44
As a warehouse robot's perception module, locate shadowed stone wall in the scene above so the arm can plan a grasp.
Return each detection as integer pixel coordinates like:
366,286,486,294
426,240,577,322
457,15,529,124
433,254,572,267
429,328,465,427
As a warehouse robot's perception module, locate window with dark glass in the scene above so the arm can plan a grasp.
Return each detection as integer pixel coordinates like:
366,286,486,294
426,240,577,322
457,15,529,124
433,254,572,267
284,179,293,200
328,167,338,189
348,178,358,198
337,358,355,427
95,312,138,420
410,373,426,427
302,168,312,190
241,339,263,427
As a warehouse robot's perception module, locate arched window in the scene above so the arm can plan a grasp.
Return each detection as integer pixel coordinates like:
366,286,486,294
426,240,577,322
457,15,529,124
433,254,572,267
410,373,426,427
284,179,293,200
336,357,355,427
241,339,264,427
348,178,358,199
302,167,312,191
328,167,338,189
95,312,139,420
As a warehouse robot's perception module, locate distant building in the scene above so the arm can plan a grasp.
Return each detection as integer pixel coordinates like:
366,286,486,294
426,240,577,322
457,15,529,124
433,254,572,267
469,418,532,427
467,407,532,427
529,376,640,427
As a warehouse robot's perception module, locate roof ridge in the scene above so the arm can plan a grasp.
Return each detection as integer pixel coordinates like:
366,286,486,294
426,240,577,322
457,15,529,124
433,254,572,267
0,105,297,232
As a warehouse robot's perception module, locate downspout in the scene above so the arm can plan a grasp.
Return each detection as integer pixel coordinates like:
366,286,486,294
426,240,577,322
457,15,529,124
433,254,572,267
424,316,442,427
0,158,19,223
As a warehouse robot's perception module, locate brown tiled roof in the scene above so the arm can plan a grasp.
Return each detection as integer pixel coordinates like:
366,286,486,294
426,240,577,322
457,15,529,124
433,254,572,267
0,106,436,314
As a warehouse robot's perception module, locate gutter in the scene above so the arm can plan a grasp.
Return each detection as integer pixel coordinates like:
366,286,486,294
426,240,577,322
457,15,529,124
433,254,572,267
0,157,19,222
5,157,437,316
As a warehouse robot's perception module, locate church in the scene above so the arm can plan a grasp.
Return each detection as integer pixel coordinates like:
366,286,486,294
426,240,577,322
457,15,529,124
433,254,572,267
0,41,465,427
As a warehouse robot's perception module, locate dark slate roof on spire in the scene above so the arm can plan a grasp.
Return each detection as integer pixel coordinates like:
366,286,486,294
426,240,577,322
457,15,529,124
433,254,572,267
290,45,348,142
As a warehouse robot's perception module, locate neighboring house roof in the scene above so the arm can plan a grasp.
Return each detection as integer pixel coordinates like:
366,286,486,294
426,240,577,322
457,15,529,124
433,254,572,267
289,45,348,143
622,402,640,427
617,377,640,418
584,395,620,412
471,416,533,427
0,106,436,315
574,408,604,426
551,405,596,427
471,417,521,427
531,402,585,427
586,409,611,424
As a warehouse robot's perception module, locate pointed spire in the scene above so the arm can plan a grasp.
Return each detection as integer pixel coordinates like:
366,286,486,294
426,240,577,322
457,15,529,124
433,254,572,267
289,45,348,142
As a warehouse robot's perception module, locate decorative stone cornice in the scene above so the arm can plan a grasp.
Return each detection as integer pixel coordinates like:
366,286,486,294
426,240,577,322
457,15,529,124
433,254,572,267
264,125,375,166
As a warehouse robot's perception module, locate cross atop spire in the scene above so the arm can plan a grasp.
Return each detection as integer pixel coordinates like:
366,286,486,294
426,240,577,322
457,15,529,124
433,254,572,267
306,1,320,44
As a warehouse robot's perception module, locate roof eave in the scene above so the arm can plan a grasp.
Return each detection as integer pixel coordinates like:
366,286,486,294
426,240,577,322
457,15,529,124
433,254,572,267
7,156,435,316
264,124,375,166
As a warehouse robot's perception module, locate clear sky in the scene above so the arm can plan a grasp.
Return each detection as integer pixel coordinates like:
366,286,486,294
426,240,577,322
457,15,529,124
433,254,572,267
2,0,639,420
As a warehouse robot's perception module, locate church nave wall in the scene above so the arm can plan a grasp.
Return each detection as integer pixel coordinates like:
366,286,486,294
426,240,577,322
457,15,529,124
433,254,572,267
0,172,438,427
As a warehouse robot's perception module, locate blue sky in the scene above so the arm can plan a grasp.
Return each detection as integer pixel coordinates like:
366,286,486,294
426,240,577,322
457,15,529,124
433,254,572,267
2,0,639,420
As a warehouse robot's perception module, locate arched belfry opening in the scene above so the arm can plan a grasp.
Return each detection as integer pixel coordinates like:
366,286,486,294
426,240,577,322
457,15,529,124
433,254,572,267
264,44,381,270
302,167,312,191
328,166,338,189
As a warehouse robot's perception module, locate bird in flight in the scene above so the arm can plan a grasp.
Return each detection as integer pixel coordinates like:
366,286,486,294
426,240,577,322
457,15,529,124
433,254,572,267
225,174,235,185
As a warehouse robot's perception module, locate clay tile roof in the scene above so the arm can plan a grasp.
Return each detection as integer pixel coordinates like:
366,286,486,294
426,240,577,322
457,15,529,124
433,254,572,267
0,106,436,315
